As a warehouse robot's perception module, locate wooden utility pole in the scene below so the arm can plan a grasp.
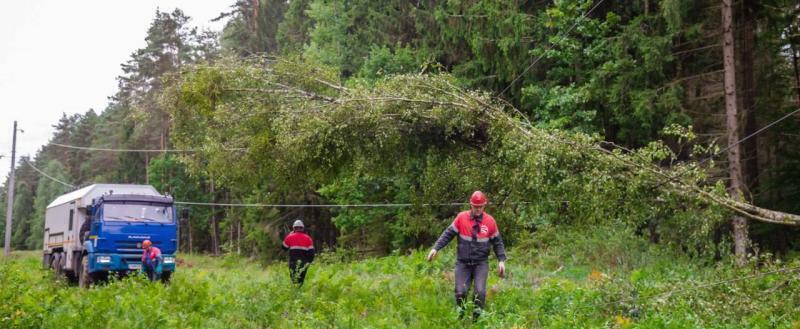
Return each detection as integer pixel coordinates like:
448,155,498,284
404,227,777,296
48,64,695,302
4,121,18,257
722,0,748,265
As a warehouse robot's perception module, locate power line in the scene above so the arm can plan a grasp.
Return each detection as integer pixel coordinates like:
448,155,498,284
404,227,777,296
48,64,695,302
23,159,75,189
49,142,246,153
175,201,468,208
23,166,565,208
498,0,606,97
649,107,800,191
173,201,550,208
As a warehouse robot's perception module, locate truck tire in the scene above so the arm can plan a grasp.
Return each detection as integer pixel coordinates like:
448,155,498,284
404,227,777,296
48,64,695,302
48,253,56,270
66,252,80,284
42,253,51,269
160,271,172,284
78,255,93,288
53,253,64,278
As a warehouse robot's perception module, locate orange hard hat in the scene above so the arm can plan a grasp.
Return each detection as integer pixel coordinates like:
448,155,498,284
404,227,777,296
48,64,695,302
142,240,152,249
470,191,487,206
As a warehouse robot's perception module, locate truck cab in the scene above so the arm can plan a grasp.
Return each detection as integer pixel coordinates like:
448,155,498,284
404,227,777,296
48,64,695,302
82,194,177,282
42,184,177,287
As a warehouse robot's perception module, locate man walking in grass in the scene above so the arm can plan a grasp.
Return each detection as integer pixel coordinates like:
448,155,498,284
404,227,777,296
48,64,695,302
282,220,315,287
427,191,506,320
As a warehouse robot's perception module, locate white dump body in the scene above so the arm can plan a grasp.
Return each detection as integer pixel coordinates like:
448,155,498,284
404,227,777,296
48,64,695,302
43,184,161,272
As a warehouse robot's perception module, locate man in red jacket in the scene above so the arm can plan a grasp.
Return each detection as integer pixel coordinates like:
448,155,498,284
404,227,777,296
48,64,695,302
141,239,163,282
428,191,506,320
282,220,315,286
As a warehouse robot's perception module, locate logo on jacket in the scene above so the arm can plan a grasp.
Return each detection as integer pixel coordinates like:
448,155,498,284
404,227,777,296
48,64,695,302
480,225,489,235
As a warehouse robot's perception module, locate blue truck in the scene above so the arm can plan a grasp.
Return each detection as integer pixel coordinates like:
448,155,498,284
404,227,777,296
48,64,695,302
42,184,177,287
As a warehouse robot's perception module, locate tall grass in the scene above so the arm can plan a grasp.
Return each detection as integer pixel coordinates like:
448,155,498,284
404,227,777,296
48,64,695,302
2,226,799,328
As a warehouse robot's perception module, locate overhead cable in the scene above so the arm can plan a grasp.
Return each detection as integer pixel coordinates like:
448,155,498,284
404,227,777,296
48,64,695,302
23,159,75,188
49,142,246,153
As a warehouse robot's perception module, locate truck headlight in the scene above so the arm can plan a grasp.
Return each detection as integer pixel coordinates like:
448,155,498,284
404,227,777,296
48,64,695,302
96,256,111,263
163,256,175,264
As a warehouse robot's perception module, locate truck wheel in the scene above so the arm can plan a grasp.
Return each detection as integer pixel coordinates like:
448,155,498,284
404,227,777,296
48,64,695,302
78,255,93,288
160,271,172,284
48,254,56,270
42,253,51,269
53,253,64,278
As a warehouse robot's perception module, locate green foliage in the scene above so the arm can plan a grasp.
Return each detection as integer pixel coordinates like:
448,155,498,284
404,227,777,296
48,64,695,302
27,161,72,250
11,182,34,249
355,45,419,83
147,155,214,253
3,0,800,264
219,0,287,56
3,225,800,328
275,0,706,145
163,57,730,257
293,0,421,78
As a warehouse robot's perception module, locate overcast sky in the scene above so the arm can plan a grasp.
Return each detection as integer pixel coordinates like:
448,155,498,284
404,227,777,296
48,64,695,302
0,1,229,183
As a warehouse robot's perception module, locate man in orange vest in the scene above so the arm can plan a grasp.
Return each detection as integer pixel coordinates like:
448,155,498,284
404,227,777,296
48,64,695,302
282,220,315,286
428,191,506,320
141,239,163,281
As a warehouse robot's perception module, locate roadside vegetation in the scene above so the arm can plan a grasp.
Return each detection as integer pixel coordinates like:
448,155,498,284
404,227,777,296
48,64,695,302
3,224,799,328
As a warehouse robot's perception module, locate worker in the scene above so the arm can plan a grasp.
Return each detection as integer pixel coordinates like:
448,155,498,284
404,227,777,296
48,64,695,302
141,239,163,282
427,191,506,320
282,220,315,286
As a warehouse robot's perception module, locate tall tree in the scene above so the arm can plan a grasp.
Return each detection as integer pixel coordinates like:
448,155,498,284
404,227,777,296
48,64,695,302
27,160,72,250
11,181,34,249
219,0,288,56
722,0,748,264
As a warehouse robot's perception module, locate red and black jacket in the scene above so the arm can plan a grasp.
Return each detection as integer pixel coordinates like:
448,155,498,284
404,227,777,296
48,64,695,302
433,211,506,263
141,246,162,268
282,231,315,264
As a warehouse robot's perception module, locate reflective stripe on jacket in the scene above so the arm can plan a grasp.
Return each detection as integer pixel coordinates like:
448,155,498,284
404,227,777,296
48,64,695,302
282,232,315,264
433,211,507,262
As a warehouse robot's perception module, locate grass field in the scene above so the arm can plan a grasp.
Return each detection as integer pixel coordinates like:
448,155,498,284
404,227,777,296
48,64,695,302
2,227,800,328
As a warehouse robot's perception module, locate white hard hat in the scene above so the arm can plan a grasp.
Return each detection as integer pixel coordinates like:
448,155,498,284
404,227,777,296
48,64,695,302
293,220,304,228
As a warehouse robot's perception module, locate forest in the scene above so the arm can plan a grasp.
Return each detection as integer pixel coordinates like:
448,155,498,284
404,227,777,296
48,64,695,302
2,1,800,325
0,0,800,328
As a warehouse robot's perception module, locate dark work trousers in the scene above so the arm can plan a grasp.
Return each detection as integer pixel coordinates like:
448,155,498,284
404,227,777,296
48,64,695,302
143,263,160,282
289,261,310,286
454,261,489,318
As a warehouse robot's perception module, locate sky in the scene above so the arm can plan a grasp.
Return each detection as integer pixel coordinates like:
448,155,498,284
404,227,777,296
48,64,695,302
0,0,229,183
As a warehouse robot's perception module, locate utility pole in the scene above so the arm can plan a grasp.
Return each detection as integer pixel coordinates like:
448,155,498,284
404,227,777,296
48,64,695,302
4,121,18,257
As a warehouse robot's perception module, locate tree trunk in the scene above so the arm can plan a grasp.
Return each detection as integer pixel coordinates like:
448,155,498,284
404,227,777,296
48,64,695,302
722,0,748,265
790,35,800,107
740,0,758,199
210,177,221,255
188,213,193,254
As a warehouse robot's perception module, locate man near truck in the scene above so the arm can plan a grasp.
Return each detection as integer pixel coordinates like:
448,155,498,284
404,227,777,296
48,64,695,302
427,191,507,320
141,239,163,281
282,220,315,287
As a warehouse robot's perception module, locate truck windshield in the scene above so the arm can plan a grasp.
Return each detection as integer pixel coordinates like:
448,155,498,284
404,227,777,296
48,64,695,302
103,203,173,223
